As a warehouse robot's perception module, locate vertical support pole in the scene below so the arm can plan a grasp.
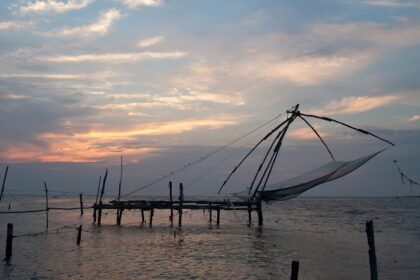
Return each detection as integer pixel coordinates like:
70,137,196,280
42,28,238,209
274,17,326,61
5,223,13,262
117,209,123,225
0,166,9,203
178,183,183,228
44,182,49,229
209,203,212,223
98,201,103,226
93,175,101,223
149,208,154,227
141,209,145,224
79,193,83,216
247,203,252,226
366,220,378,280
116,156,123,225
257,197,263,227
97,169,108,227
216,207,220,226
93,207,97,224
169,181,173,226
77,225,82,246
290,260,299,280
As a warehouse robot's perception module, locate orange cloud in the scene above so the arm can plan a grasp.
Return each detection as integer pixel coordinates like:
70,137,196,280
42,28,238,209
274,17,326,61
288,126,327,140
1,116,241,163
309,95,401,115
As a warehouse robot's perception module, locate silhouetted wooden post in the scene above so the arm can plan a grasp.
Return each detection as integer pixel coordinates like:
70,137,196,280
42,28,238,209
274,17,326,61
366,220,378,280
98,201,103,226
79,193,83,216
247,203,252,226
5,223,13,262
257,198,263,227
77,225,82,246
117,209,123,225
116,156,123,225
149,208,154,227
169,181,173,226
98,169,108,227
290,260,299,280
44,182,49,229
93,176,101,223
209,203,212,223
216,207,220,226
141,209,145,224
0,166,8,203
178,183,183,227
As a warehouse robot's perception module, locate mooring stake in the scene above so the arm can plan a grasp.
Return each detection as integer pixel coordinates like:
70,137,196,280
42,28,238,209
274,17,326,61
178,183,183,228
169,181,173,226
79,193,83,216
290,260,299,280
257,198,263,227
0,166,8,203
44,182,49,229
5,223,13,262
77,225,82,246
366,220,378,280
149,208,154,227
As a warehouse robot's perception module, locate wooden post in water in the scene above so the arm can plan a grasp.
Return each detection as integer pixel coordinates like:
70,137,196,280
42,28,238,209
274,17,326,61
141,209,145,224
366,220,378,280
117,209,123,225
79,193,84,216
116,156,123,225
44,182,49,229
5,223,13,262
93,175,102,223
178,183,183,227
290,260,299,280
98,169,108,227
0,166,8,203
209,203,212,223
257,198,263,227
77,225,82,246
98,201,103,226
149,208,154,227
247,203,252,226
216,207,220,226
169,181,173,226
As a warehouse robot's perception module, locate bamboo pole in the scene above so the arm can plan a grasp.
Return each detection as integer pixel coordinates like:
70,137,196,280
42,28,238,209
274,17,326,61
44,182,49,229
178,183,183,227
366,220,378,280
209,203,212,223
216,207,220,226
93,176,101,223
77,225,82,246
79,193,83,216
5,223,13,262
290,260,299,280
169,181,173,226
98,169,108,227
116,156,123,225
149,208,154,227
247,203,252,226
257,198,263,227
0,166,9,203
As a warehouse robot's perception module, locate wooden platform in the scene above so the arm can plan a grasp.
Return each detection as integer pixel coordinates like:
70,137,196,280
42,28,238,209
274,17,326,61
93,198,263,227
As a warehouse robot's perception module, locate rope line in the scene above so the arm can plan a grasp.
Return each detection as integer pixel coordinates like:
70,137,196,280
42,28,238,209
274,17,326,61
121,112,284,198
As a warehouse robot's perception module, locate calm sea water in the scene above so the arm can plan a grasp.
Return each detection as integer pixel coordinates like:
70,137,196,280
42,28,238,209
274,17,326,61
0,196,419,279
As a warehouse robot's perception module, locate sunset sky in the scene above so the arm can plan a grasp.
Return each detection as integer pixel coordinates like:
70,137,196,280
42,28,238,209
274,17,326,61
0,0,419,197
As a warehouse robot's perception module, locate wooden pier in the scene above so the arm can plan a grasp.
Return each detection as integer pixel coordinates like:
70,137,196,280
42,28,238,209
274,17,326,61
93,198,262,227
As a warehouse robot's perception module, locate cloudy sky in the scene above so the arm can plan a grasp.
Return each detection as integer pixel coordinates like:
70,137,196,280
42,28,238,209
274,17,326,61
0,0,419,197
